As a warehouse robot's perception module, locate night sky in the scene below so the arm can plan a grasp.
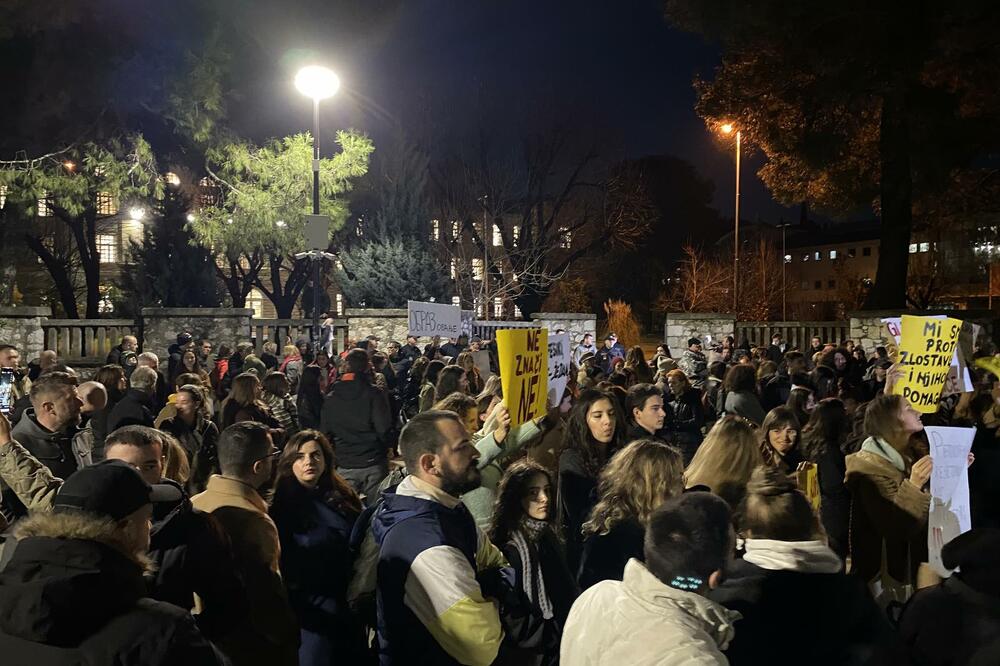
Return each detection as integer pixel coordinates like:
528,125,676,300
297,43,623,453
229,0,796,223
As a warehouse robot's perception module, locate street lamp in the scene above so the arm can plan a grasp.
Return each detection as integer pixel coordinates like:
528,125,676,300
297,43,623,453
295,65,340,347
719,123,741,312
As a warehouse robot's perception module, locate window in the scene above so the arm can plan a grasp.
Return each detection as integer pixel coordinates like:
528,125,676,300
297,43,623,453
829,250,837,259
512,226,520,247
451,296,461,307
559,227,572,249
784,254,792,263
800,280,810,290
472,258,484,281
0,184,7,209
335,293,343,316
96,234,117,263
493,297,503,317
450,258,458,280
919,242,930,253
96,192,117,216
802,253,810,262
513,304,522,318
37,191,51,217
198,177,220,207
248,288,265,318
98,286,114,314
814,251,821,261
847,247,856,258
431,219,440,241
356,221,364,237
814,280,822,290
492,224,502,247
474,298,484,318
164,172,181,187
862,247,872,256
828,279,836,289
451,220,460,239
909,243,918,254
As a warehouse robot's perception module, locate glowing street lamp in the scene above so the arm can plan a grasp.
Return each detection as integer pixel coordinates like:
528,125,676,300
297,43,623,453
719,122,741,311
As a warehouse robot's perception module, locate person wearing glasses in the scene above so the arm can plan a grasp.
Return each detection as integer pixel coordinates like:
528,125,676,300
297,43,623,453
192,421,299,665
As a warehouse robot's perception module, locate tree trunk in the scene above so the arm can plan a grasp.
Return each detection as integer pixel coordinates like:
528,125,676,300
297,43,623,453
864,86,912,310
25,234,80,318
259,255,311,319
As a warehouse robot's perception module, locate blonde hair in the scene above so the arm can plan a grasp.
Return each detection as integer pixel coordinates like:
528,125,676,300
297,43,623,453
582,439,685,537
282,344,298,357
685,416,763,507
159,431,191,485
863,394,909,450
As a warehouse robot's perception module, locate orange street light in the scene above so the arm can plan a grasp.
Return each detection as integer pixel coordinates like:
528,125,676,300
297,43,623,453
719,123,735,135
716,122,742,311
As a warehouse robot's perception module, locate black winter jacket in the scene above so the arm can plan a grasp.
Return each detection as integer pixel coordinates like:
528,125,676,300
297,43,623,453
320,377,391,468
107,388,155,432
10,409,79,479
577,519,645,591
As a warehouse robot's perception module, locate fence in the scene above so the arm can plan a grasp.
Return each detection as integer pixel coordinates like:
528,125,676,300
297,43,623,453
735,320,850,350
42,319,138,365
250,318,349,354
471,319,539,340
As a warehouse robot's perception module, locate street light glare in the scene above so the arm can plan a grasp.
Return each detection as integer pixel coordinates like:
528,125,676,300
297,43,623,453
720,123,735,135
129,207,145,220
295,66,340,100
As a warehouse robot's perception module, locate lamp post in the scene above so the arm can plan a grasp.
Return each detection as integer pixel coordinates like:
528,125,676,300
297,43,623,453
294,65,340,347
775,222,792,321
720,123,741,312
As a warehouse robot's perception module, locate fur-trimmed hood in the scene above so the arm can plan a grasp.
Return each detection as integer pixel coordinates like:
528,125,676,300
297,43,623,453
0,511,152,647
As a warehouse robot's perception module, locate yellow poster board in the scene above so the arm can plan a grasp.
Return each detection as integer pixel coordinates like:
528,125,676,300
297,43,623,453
892,315,962,413
974,356,1000,380
496,328,548,427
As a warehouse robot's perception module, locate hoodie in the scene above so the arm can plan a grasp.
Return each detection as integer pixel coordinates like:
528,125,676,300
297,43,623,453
320,376,392,468
372,475,507,666
0,511,220,664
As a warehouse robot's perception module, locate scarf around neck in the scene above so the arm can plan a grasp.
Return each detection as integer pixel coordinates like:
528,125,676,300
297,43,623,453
743,538,843,573
510,519,554,619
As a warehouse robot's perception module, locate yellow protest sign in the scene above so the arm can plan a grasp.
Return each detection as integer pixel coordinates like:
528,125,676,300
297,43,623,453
892,315,963,413
496,328,548,427
975,355,1000,380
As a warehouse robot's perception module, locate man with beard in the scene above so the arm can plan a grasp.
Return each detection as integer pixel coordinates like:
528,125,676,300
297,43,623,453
372,410,510,666
192,422,299,665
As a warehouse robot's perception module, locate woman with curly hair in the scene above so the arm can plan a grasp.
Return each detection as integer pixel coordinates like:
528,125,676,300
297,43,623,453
577,439,684,590
489,460,578,666
270,430,366,666
685,415,764,508
556,388,625,572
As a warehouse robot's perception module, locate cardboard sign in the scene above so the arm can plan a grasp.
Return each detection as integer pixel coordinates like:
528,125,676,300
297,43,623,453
408,300,461,338
926,426,975,577
472,350,494,380
892,315,962,412
497,328,548,427
547,333,570,408
883,316,974,394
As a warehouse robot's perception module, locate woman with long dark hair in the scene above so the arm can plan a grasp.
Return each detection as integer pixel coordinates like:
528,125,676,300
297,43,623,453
419,360,445,413
624,346,653,385
723,364,767,425
557,388,625,573
270,430,367,665
434,365,468,403
801,399,853,558
311,349,338,394
457,351,485,396
296,365,325,430
400,356,429,420
158,384,220,494
170,348,210,390
489,460,578,666
759,406,803,473
221,372,280,429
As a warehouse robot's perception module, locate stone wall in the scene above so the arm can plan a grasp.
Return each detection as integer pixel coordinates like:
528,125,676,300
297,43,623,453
530,312,597,344
664,313,736,355
0,307,50,360
141,308,253,369
345,308,415,346
850,310,999,353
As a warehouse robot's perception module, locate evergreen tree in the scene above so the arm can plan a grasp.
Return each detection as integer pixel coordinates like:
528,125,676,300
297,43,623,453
337,238,450,308
122,189,221,308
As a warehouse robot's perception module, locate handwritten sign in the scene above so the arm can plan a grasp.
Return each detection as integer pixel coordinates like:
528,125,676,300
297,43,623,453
883,316,974,394
892,315,962,412
408,300,461,338
497,328,548,427
926,426,974,577
547,333,570,408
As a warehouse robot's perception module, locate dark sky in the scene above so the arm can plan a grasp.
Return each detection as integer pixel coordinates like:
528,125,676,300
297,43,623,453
240,0,797,223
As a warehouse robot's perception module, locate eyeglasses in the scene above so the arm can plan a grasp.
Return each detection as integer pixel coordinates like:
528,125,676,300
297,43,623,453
255,448,282,463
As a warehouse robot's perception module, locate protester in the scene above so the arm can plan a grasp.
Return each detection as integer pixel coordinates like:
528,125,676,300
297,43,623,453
624,346,654,384
456,351,485,396
557,388,625,572
210,343,233,401
262,371,300,435
800,398,852,558
761,350,806,411
94,363,127,407
434,364,469,402
573,333,597,366
677,337,709,387
107,365,157,431
312,349,338,393
758,406,803,472
296,365,325,430
270,430,368,665
70,380,106,467
158,383,220,494
625,383,667,442
701,360,727,424
260,341,280,371
766,332,786,364
561,492,738,665
0,459,222,664
106,334,138,366
170,348,210,390
722,364,766,425
862,359,891,401
663,369,706,463
786,372,817,425
221,372,280,429
321,348,392,503
419,359,445,413
10,371,82,481
192,421,300,665
279,343,304,394
489,460,578,665
372,410,510,666
685,416,763,508
577,439,685,589
711,466,894,665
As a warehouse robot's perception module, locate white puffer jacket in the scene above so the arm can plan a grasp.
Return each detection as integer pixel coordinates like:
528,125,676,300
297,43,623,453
560,558,739,665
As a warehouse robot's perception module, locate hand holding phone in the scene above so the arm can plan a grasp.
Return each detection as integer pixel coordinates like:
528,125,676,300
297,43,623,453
0,367,15,416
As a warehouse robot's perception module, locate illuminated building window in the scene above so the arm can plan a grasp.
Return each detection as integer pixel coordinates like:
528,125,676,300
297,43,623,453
814,251,821,261
559,227,572,249
96,191,117,216
198,177,220,207
493,297,503,317
492,224,502,247
783,254,792,263
919,242,930,253
248,288,265,318
0,184,7,209
909,243,918,254
97,234,117,264
451,296,461,307
474,298,484,318
431,219,440,241
335,293,343,316
513,304,522,318
38,191,52,217
512,226,520,247
98,287,114,314
829,250,837,259
472,258,484,281
451,220,460,238
450,259,458,280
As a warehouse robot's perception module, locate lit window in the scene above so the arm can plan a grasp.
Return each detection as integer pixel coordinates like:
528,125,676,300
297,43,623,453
431,219,440,241
493,297,503,317
335,293,343,316
451,220,460,238
38,191,51,217
919,242,930,253
475,298,484,318
472,258,484,281
908,243,918,254
783,254,792,263
450,259,458,280
862,247,872,257
356,221,363,237
814,251,821,261
96,192,117,216
97,234,117,263
559,227,572,249
512,226,520,247
513,304,522,318
451,296,461,307
0,184,7,209
829,250,837,259
492,224,502,247
248,288,265,318
847,247,856,258
198,177,220,207
802,253,809,262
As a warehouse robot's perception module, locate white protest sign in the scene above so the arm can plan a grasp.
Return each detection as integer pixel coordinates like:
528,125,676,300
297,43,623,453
408,300,461,338
926,425,975,577
882,316,974,394
472,350,493,380
547,333,570,408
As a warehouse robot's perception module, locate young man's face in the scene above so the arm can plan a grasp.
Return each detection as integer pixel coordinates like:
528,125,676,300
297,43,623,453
0,348,19,368
633,395,665,434
432,419,481,496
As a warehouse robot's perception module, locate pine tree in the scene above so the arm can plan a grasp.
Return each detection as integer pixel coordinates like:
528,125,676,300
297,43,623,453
338,238,450,308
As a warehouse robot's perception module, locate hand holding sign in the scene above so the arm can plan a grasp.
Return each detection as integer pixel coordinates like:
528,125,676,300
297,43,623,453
496,328,548,428
892,315,963,412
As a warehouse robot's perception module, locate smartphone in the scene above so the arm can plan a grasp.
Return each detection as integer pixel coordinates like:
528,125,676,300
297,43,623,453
0,367,14,415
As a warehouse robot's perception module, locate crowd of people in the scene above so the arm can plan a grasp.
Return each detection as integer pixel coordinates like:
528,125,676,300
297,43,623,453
0,325,998,665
